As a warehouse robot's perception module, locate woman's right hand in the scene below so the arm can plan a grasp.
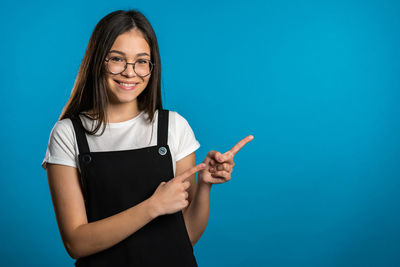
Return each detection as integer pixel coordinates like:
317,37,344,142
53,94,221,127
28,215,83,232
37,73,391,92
149,163,206,217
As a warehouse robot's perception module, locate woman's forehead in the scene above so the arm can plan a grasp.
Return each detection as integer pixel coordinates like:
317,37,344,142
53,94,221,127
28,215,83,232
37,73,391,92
110,30,151,58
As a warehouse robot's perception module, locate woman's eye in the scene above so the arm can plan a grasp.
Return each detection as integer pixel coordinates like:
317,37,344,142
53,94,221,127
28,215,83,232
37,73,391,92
110,57,124,62
137,59,148,64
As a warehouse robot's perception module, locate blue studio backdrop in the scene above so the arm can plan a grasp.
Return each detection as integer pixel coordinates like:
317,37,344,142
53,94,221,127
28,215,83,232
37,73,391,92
1,0,399,266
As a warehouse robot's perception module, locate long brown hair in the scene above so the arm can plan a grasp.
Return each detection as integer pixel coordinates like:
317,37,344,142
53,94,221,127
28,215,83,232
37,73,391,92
59,9,162,135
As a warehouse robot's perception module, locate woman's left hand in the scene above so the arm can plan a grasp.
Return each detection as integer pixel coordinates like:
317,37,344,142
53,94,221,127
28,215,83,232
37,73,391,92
198,135,254,185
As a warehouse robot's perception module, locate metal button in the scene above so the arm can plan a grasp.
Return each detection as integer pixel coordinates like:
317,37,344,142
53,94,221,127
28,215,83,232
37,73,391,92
82,154,92,163
158,146,167,156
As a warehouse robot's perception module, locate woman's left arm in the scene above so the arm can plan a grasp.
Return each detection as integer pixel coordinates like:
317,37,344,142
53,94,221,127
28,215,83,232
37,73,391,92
176,135,254,246
176,152,211,246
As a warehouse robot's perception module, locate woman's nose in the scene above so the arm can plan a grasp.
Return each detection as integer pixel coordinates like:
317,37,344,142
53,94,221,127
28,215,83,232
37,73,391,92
122,63,136,77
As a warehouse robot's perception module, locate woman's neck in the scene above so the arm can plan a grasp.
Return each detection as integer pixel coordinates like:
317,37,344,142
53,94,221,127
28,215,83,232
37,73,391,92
106,102,141,123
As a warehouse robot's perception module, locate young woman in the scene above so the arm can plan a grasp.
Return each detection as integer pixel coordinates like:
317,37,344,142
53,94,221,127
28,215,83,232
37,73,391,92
42,9,253,266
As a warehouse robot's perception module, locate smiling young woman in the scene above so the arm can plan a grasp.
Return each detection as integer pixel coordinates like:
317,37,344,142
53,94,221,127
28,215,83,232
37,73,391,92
42,9,253,267
104,30,151,118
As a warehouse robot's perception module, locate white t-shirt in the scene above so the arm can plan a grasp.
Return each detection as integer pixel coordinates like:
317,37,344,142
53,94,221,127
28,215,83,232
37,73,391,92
41,109,201,176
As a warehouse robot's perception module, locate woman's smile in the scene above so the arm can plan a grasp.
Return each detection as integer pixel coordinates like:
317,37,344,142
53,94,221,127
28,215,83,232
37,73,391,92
113,79,139,90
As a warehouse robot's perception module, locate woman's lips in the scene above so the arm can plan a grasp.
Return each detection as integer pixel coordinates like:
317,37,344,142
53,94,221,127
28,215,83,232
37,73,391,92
114,79,138,90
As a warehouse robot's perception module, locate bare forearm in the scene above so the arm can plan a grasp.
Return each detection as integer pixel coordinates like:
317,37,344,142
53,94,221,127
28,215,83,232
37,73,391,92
66,198,158,259
183,180,212,245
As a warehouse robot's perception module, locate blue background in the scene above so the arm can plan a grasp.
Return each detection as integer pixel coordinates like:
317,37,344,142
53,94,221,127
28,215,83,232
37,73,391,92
1,0,399,266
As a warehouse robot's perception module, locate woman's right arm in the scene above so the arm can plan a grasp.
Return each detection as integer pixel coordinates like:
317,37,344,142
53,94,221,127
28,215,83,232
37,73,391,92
46,162,205,259
46,163,159,259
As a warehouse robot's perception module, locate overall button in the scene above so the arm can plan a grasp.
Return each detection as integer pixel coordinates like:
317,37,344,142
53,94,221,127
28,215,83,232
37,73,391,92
158,146,167,156
82,154,92,163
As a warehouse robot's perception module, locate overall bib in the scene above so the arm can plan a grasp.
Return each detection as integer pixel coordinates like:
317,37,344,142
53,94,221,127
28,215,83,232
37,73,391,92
70,109,198,267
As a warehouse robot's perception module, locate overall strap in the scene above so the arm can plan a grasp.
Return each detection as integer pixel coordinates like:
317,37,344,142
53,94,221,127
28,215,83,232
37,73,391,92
157,109,169,146
70,115,91,154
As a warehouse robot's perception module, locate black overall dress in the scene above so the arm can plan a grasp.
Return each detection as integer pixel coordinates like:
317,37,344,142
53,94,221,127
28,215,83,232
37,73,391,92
70,109,198,267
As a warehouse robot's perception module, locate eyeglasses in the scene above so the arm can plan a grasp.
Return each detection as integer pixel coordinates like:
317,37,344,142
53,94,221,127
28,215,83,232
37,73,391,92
104,56,154,77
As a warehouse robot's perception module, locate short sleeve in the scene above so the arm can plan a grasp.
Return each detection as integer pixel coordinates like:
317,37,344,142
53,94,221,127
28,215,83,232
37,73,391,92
172,111,201,162
41,119,78,170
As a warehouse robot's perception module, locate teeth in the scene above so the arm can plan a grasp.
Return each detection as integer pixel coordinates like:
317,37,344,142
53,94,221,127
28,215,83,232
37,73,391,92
120,82,136,87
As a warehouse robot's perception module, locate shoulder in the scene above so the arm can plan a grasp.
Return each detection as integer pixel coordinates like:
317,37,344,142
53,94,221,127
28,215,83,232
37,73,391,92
165,109,200,162
166,110,198,140
166,110,196,138
167,110,191,129
47,118,77,151
42,118,79,170
50,118,75,139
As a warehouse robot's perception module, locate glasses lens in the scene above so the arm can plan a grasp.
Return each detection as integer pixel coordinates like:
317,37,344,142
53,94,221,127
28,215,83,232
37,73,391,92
134,59,153,77
107,56,126,74
106,56,153,76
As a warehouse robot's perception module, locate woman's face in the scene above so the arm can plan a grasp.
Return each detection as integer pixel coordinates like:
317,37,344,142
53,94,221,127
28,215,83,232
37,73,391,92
104,29,152,107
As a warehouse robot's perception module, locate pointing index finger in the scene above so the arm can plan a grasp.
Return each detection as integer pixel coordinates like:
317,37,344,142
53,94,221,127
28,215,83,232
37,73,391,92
175,163,206,182
229,135,254,156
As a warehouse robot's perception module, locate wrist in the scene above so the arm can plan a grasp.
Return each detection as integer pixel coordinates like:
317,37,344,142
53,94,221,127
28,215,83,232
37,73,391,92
198,175,212,189
146,197,161,219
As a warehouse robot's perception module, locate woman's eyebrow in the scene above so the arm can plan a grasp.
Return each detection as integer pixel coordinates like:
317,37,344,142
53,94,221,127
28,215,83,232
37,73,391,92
109,50,150,57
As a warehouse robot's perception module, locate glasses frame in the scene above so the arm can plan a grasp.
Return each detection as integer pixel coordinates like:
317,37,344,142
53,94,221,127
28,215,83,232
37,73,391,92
104,56,154,78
